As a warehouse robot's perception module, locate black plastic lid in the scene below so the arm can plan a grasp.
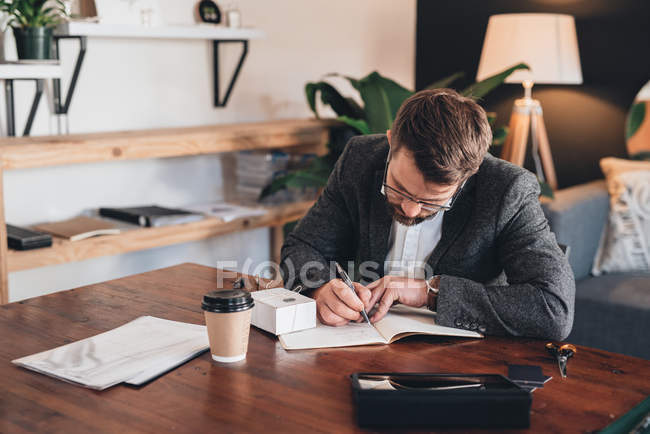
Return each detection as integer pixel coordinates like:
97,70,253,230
201,289,254,313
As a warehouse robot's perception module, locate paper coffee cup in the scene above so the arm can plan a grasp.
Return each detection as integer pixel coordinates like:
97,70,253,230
202,289,254,363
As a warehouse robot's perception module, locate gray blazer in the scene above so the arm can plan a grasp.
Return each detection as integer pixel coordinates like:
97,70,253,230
280,134,575,340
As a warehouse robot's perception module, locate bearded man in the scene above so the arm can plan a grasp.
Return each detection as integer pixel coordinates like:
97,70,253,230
280,88,575,340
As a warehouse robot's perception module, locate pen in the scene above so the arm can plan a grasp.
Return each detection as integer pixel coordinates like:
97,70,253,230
334,262,371,325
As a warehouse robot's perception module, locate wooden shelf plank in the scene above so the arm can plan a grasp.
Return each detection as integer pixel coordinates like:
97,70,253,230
7,201,313,272
56,22,265,40
0,119,335,170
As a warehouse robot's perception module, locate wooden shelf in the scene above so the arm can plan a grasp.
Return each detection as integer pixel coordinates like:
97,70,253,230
0,118,334,304
7,201,313,272
0,119,336,170
55,22,265,40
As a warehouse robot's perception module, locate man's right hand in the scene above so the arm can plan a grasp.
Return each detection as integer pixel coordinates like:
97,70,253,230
312,279,371,326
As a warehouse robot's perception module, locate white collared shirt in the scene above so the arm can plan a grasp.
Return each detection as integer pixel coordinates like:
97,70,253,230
384,211,444,279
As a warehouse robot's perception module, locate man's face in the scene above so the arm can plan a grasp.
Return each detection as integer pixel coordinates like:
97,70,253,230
385,148,461,226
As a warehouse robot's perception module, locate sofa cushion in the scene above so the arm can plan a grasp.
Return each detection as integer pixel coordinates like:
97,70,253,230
568,273,650,359
592,157,650,275
542,180,609,280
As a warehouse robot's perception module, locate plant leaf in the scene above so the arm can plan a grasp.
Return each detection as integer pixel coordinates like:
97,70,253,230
337,115,370,135
325,73,360,91
308,154,336,173
357,75,392,134
305,80,365,119
305,82,319,118
286,170,330,189
486,112,497,127
462,63,530,99
629,151,650,161
425,71,465,90
259,172,296,198
492,126,508,146
2,0,66,27
367,71,413,118
357,71,413,134
259,156,334,199
626,102,646,139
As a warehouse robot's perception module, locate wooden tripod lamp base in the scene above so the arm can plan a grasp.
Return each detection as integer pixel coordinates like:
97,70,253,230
500,95,558,191
476,13,583,192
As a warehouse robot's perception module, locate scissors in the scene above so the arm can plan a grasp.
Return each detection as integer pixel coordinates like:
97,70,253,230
546,342,577,378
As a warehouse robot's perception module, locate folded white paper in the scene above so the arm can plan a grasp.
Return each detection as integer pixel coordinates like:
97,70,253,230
184,202,267,223
12,316,209,390
251,287,316,335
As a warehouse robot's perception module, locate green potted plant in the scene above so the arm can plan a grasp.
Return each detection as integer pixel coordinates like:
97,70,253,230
0,0,68,60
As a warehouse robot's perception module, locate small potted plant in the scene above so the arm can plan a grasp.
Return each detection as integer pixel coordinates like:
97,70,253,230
0,0,68,60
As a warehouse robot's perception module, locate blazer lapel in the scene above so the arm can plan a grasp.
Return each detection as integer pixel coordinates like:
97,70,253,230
426,175,477,274
367,169,393,276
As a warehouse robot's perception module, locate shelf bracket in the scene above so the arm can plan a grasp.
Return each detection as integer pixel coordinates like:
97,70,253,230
52,35,87,115
4,79,44,136
213,39,248,107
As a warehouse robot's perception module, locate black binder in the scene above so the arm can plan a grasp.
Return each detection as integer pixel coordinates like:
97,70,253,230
99,206,202,227
6,224,52,250
350,373,531,428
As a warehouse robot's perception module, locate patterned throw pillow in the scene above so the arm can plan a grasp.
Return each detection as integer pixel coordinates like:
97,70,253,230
592,157,650,275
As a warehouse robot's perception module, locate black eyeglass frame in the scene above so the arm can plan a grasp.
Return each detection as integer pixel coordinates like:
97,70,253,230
380,148,467,213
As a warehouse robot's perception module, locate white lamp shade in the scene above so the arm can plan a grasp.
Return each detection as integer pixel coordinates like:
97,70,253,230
476,13,582,84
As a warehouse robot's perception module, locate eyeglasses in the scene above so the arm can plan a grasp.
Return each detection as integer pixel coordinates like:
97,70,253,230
380,148,466,213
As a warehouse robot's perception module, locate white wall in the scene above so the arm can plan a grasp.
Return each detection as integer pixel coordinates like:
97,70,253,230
2,0,416,302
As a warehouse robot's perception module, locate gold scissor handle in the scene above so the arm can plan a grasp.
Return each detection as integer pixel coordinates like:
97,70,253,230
546,342,577,353
559,344,577,354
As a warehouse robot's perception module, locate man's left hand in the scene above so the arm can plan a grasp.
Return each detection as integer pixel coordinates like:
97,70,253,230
366,276,428,323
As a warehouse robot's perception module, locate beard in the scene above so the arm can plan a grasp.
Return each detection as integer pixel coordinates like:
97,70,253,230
387,202,439,226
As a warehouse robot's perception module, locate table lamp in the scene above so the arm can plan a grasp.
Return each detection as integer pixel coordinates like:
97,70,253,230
476,13,582,190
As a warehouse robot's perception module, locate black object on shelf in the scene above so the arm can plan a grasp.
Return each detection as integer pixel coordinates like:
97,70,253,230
99,206,203,228
6,224,52,250
198,0,221,24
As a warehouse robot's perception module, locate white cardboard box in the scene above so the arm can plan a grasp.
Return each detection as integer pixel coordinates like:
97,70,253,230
251,288,316,335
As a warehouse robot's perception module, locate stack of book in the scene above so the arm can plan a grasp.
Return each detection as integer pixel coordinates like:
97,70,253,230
235,151,290,202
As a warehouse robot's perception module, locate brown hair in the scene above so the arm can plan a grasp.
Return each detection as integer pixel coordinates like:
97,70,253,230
391,88,492,185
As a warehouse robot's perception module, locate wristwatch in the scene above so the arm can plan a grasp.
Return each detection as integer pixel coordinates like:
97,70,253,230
425,275,440,313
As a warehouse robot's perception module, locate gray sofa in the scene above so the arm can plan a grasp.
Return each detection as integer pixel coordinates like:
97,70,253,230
542,180,650,360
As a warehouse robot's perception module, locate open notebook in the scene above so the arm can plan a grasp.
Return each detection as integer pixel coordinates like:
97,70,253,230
279,304,482,350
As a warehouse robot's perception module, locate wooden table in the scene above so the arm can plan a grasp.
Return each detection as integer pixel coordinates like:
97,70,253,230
1,263,649,433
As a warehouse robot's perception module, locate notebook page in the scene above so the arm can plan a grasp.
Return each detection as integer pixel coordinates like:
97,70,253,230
279,321,387,350
374,305,483,342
